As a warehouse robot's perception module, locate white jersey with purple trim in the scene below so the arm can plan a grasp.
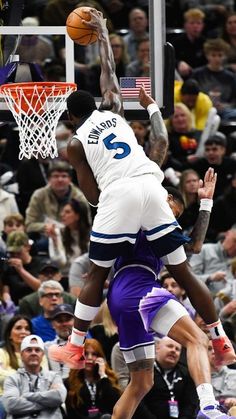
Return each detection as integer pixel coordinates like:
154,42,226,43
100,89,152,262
73,109,163,191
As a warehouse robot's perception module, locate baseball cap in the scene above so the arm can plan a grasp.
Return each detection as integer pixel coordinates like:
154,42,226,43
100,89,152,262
21,334,44,352
39,260,59,274
7,231,29,253
50,303,74,320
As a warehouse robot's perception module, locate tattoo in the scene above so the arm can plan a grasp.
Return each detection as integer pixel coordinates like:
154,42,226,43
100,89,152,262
185,210,211,254
128,358,155,372
149,112,168,166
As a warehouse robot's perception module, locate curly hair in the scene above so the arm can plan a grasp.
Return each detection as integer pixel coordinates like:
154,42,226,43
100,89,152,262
67,338,121,408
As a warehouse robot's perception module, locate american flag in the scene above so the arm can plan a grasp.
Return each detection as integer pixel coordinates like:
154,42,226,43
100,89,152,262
119,77,151,98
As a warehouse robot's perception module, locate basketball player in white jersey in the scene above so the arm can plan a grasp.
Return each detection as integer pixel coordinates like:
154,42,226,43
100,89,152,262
48,8,236,378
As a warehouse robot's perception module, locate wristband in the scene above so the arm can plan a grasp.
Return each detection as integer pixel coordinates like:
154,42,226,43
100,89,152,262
199,198,213,212
147,103,160,118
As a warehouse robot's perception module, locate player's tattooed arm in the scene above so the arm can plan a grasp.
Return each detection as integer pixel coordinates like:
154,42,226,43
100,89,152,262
139,85,168,167
185,168,216,254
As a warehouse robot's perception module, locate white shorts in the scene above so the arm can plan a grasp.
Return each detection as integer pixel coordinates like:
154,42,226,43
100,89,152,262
89,174,185,267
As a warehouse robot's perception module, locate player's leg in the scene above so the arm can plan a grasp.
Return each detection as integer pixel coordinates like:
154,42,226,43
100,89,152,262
112,360,154,419
165,258,236,366
150,300,232,419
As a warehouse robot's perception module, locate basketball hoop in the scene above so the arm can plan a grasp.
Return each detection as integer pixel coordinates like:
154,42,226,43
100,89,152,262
0,81,77,159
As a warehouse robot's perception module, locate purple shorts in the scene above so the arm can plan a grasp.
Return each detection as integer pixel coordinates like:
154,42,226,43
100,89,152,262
107,265,178,362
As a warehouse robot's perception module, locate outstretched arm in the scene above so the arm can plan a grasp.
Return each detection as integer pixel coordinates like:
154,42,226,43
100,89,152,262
185,167,217,254
83,8,123,116
139,85,169,167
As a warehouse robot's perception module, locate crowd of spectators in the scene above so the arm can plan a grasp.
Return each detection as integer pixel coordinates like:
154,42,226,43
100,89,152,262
1,1,236,418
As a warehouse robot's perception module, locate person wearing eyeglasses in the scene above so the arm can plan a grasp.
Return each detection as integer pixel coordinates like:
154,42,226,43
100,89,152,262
45,304,74,380
31,280,64,342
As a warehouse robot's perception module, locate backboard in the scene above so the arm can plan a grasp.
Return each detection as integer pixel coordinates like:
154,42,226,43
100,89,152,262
0,0,175,121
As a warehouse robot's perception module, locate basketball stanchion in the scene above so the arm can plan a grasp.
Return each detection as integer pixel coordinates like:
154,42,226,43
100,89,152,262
0,81,77,159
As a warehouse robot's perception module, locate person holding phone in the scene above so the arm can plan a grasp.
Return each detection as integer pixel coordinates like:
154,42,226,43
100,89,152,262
65,338,121,419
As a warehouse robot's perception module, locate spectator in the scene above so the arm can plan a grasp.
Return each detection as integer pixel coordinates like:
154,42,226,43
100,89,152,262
2,334,66,419
222,12,236,73
0,187,18,232
31,280,64,341
185,0,233,37
47,198,91,278
174,79,213,130
135,337,198,419
1,231,44,305
123,7,149,62
130,120,150,155
208,171,236,241
0,274,16,342
165,102,201,167
171,8,206,79
16,156,50,216
189,227,236,296
69,252,90,297
0,213,25,256
125,37,150,77
16,17,55,66
89,300,119,366
42,0,80,26
190,133,236,198
208,339,236,412
160,271,195,318
178,169,201,235
65,338,121,419
0,314,49,410
45,303,74,380
192,38,236,121
110,342,129,391
19,261,76,318
25,161,90,251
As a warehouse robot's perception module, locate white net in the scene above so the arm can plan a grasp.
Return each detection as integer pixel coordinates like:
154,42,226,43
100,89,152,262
0,82,77,159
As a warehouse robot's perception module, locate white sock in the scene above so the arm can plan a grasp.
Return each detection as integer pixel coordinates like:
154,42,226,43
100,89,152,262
71,327,86,346
196,383,217,410
207,320,226,340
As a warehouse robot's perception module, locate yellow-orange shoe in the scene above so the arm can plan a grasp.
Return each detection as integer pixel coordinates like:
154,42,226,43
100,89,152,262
212,336,236,367
48,338,85,369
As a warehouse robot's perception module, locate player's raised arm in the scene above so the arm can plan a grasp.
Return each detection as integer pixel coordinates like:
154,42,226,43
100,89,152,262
139,85,169,167
83,8,123,116
185,167,217,254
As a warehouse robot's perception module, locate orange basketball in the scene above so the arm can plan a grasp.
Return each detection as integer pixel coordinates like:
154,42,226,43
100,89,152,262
66,7,98,46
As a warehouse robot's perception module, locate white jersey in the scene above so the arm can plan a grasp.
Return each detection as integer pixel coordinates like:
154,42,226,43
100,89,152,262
73,109,163,191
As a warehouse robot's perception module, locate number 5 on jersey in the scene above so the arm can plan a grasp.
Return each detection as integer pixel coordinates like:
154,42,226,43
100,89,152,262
103,133,131,160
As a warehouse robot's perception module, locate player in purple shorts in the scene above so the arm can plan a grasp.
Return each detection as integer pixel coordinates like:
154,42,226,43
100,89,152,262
107,202,235,419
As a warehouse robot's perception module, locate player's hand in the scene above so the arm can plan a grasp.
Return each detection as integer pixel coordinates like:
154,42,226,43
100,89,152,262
82,8,106,34
222,300,236,316
197,167,217,200
139,85,156,109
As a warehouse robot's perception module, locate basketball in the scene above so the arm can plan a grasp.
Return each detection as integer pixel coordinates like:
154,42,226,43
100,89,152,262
66,7,98,46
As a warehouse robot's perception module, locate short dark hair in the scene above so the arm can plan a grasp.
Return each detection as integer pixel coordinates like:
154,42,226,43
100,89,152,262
205,132,227,148
48,161,72,177
181,79,200,96
67,90,97,118
165,186,185,207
